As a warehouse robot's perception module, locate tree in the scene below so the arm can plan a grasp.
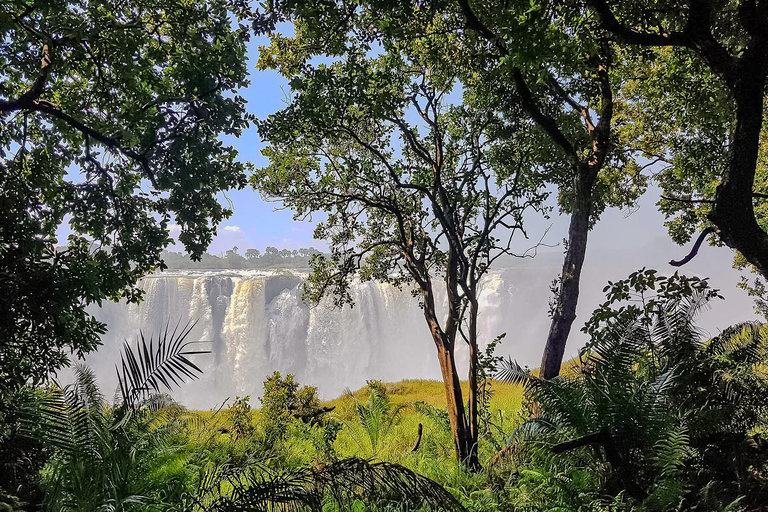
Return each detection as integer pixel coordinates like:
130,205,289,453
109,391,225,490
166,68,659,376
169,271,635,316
258,0,646,380
255,33,545,467
0,0,252,391
245,248,261,260
420,0,648,379
584,0,768,280
225,246,246,268
452,0,634,380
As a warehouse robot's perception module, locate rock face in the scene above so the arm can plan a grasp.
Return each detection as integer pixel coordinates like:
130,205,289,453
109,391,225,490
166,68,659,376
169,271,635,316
86,268,555,408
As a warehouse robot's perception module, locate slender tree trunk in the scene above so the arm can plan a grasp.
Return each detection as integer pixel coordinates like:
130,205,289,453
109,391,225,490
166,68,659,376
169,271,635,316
540,168,595,379
435,341,473,464
418,276,476,467
709,71,768,278
466,297,480,468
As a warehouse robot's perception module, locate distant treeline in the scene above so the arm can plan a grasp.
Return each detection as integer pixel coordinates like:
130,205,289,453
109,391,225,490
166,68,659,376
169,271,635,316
160,246,324,269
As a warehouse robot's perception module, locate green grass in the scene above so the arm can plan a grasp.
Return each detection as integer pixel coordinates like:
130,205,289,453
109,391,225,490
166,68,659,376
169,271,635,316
175,379,523,503
153,379,527,510
324,379,525,409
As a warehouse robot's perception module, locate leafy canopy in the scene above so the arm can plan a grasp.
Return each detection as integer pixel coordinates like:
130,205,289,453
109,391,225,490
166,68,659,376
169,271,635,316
0,0,252,390
255,30,546,306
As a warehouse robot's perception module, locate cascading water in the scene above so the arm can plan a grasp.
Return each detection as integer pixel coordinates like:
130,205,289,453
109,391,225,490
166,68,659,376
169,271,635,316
84,244,759,410
86,268,552,409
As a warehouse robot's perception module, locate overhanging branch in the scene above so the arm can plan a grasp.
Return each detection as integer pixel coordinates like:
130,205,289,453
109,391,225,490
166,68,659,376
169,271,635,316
669,226,717,267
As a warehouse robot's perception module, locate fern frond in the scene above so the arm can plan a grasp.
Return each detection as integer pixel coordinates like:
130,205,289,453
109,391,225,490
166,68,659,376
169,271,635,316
496,357,536,387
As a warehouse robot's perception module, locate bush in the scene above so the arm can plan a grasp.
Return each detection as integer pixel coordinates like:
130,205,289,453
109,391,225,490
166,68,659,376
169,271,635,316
0,387,47,509
228,395,254,439
500,270,768,511
261,371,327,445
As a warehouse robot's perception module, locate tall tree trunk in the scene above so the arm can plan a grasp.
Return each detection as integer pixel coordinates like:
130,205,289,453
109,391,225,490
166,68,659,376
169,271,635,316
466,297,480,468
419,276,477,467
540,168,595,379
709,70,768,278
435,341,474,465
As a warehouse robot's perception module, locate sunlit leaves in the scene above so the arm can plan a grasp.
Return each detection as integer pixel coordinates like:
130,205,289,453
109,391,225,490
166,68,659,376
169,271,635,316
1,0,252,390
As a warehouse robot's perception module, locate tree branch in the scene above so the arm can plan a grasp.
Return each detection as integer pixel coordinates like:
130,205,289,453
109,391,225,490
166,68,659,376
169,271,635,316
30,100,156,185
669,226,717,266
586,0,691,46
661,195,715,204
0,44,51,112
587,0,737,81
456,0,578,161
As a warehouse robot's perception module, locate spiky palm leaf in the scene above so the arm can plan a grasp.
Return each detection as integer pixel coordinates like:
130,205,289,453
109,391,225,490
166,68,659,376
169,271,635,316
117,319,209,409
351,388,407,456
495,357,533,387
33,321,209,512
200,458,466,512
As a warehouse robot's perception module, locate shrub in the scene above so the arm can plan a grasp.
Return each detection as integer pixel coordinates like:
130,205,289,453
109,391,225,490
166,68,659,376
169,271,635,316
228,396,254,439
500,270,768,511
261,371,326,444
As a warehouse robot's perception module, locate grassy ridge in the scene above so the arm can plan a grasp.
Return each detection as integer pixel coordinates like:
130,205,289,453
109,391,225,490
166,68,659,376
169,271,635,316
324,379,525,409
325,379,525,464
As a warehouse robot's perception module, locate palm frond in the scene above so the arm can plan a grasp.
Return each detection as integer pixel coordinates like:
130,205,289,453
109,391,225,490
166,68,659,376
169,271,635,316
203,458,466,512
117,319,210,409
495,357,536,387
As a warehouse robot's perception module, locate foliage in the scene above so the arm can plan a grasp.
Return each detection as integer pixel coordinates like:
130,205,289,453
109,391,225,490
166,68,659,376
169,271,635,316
584,0,768,282
582,268,723,339
0,0,253,393
228,396,254,440
475,334,511,451
34,324,208,511
0,387,47,509
261,371,324,444
499,271,768,511
117,320,208,410
18,368,525,511
347,382,407,457
195,457,467,512
255,0,549,466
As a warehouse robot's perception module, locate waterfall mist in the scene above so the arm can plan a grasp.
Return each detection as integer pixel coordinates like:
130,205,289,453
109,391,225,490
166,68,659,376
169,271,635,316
82,238,759,409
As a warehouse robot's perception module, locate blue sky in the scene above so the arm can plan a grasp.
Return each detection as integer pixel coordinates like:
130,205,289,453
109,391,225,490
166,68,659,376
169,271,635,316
47,30,698,259
184,34,323,255
112,30,748,296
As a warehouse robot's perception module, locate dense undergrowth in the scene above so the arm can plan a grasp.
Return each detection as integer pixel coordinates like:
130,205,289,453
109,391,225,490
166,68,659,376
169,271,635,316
2,270,768,511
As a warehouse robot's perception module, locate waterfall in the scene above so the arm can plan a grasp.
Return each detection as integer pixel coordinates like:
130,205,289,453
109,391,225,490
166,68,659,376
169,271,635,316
84,247,758,409
86,268,552,409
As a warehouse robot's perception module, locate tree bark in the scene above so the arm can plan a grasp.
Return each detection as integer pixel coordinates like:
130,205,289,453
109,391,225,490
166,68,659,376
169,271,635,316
435,342,474,465
466,297,480,468
418,270,478,468
540,168,594,379
708,69,768,278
